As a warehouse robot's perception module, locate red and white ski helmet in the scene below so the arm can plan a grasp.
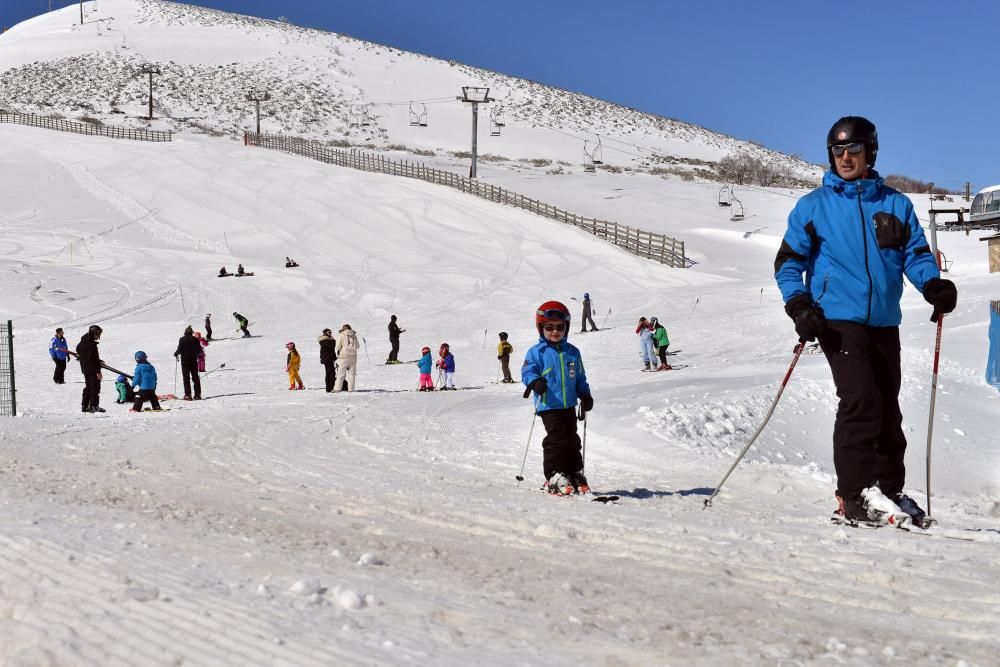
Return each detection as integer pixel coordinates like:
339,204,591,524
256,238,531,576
535,300,571,335
286,341,295,349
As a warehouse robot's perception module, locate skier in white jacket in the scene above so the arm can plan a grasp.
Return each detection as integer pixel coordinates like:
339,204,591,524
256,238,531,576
334,324,359,392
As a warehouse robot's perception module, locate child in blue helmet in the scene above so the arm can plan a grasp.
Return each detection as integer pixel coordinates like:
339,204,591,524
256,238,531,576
114,374,134,404
130,351,162,412
522,300,594,495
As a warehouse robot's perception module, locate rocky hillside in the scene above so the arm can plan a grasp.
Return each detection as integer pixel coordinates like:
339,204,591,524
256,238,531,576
0,0,821,183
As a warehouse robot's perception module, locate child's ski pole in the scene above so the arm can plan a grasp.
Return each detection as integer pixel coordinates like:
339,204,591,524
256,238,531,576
601,308,611,328
482,328,487,349
174,357,179,394
516,411,538,485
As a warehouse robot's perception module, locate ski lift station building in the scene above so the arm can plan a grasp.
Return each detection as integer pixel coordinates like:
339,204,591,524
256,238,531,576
971,184,1000,272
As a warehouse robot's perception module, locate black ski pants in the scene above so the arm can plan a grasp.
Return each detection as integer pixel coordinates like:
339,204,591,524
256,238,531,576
581,309,598,332
323,360,336,392
240,324,250,337
540,407,583,479
53,357,66,384
180,357,202,399
388,336,400,362
81,373,101,410
133,389,161,411
205,323,213,340
819,321,907,499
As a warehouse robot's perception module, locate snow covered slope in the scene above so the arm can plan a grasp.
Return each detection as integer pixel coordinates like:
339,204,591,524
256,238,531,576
1,112,999,664
0,0,821,182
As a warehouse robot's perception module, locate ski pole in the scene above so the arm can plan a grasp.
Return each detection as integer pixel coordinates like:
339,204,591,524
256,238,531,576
497,361,502,384
925,314,945,520
482,328,487,350
516,411,538,484
361,337,372,366
174,357,179,394
704,340,806,509
578,406,588,473
689,298,700,315
601,308,611,328
202,362,226,377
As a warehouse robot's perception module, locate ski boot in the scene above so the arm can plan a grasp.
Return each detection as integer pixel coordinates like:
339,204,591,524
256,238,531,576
893,493,935,528
571,471,590,494
545,473,576,496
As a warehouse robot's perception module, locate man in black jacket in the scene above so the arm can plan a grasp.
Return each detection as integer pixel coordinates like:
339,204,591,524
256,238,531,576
386,315,405,364
174,325,202,400
318,328,337,392
76,325,105,413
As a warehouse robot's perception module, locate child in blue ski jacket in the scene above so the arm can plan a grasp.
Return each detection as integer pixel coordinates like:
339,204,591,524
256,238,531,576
130,351,161,412
417,346,434,391
49,327,69,384
522,300,594,495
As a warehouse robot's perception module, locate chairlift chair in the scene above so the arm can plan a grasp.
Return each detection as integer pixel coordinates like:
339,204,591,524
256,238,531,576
583,146,596,173
591,135,603,164
408,102,428,127
730,194,745,221
718,184,732,207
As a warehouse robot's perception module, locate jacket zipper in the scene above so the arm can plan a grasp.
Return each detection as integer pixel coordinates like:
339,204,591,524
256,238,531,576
856,188,873,323
559,348,567,408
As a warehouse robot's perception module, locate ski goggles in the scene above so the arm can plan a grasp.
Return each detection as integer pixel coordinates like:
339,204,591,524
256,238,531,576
536,308,570,321
542,323,565,332
830,142,865,157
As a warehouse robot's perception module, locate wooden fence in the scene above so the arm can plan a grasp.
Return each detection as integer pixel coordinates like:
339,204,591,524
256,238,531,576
0,111,172,142
245,131,688,268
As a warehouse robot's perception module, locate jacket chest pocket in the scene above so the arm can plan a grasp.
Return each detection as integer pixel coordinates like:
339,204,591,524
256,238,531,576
873,212,910,250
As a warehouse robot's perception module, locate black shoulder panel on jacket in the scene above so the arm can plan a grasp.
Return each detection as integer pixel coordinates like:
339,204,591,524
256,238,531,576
914,245,931,256
773,221,816,274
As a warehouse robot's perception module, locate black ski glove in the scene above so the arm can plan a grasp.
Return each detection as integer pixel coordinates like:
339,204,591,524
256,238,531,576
530,378,548,397
579,393,594,412
784,293,827,342
923,278,957,323
497,355,502,360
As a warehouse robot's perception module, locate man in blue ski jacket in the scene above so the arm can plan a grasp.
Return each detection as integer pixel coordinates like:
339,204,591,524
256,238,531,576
49,327,69,384
522,300,594,495
774,116,957,526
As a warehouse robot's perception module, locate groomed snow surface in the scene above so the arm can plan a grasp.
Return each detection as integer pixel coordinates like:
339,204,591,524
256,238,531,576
1,119,999,666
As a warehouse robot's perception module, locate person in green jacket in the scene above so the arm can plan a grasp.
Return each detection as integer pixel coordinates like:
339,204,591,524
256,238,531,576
650,317,673,371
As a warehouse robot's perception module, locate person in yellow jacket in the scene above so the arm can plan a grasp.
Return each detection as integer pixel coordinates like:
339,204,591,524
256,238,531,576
285,341,304,390
497,331,515,383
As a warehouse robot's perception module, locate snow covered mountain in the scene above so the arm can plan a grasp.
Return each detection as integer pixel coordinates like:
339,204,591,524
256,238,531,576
0,2,999,665
0,0,821,183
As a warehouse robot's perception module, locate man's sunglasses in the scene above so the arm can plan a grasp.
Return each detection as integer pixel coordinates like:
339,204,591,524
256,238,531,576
830,142,865,157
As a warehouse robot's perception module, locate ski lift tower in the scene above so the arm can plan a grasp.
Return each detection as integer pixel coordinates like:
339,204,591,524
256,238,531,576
246,89,270,135
457,86,492,178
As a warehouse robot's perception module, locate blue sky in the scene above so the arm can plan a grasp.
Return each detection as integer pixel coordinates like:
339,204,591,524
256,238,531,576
3,1,996,191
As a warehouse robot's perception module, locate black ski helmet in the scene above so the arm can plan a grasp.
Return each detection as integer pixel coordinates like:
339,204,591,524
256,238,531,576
826,116,878,171
498,331,508,341
88,324,103,337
